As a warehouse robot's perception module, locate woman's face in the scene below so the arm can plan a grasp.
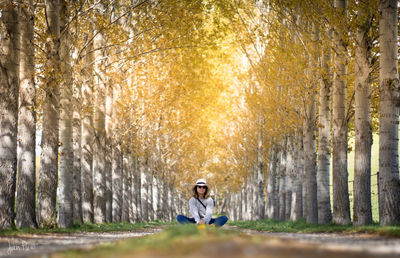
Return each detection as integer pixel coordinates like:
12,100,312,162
197,185,207,195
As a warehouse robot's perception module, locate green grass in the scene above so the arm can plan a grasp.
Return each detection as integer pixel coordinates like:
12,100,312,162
229,219,400,237
59,224,237,258
0,220,172,236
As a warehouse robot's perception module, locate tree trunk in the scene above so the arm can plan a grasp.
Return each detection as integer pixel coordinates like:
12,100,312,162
0,0,20,230
317,29,333,224
290,132,303,221
147,161,154,221
127,155,134,223
105,76,113,223
37,0,60,228
278,139,286,221
58,0,74,228
111,87,122,223
16,0,37,229
256,121,265,220
219,194,227,214
353,2,373,226
93,2,107,223
332,0,351,225
134,154,142,222
140,156,149,221
121,152,129,222
300,144,306,219
266,147,277,219
378,0,400,226
286,136,295,221
72,47,83,225
81,29,94,223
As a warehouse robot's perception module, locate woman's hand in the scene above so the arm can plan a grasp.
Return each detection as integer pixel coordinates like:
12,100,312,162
198,220,205,225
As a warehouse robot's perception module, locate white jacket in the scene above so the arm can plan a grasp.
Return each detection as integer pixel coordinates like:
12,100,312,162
189,197,214,224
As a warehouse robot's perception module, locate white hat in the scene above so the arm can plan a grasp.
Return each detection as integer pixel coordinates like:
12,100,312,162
195,178,207,186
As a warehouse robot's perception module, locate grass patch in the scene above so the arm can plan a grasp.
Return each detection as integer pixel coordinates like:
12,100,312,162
229,219,400,237
58,224,238,258
0,220,172,236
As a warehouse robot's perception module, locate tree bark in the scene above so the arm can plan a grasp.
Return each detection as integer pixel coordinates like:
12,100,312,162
58,0,74,228
266,147,277,219
72,44,83,225
0,0,20,229
353,2,373,226
37,0,61,228
140,156,149,221
285,137,294,221
332,0,351,225
278,139,286,221
16,0,37,229
317,28,333,224
256,120,265,220
105,76,113,223
290,132,303,221
378,0,400,226
93,2,107,223
111,86,122,223
304,22,318,223
121,152,130,222
81,29,94,223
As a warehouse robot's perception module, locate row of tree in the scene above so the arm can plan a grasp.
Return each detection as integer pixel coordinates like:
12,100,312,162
1,0,229,229
224,0,399,226
1,0,399,230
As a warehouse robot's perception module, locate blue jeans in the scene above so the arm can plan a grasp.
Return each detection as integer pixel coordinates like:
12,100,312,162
176,215,228,227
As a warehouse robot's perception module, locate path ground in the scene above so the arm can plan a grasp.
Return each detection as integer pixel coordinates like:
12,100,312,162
0,228,162,258
0,226,400,258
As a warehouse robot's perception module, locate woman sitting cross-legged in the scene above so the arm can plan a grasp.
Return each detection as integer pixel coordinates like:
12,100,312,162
176,178,228,227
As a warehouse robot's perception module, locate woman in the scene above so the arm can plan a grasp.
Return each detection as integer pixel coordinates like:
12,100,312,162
176,178,228,227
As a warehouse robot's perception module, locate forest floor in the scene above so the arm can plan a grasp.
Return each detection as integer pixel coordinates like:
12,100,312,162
1,225,400,258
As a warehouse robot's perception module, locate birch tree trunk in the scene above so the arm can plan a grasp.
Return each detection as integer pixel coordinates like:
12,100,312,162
131,155,139,222
121,153,130,222
58,0,74,228
72,48,83,225
290,132,303,221
0,0,19,229
278,139,286,221
266,147,277,219
256,121,265,220
300,141,306,219
135,155,142,221
141,156,149,221
332,0,351,225
242,180,248,220
274,148,281,220
111,85,122,223
378,0,400,226
81,30,94,223
16,0,37,229
353,2,373,226
286,136,294,220
127,155,133,223
147,161,154,221
303,23,318,222
152,172,158,221
37,0,61,228
317,29,332,224
93,2,107,223
105,76,113,223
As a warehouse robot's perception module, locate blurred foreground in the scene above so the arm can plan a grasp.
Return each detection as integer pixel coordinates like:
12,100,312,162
1,224,399,258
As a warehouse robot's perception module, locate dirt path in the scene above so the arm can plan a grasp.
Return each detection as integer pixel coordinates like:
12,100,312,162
1,226,400,258
0,228,162,258
232,227,400,257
